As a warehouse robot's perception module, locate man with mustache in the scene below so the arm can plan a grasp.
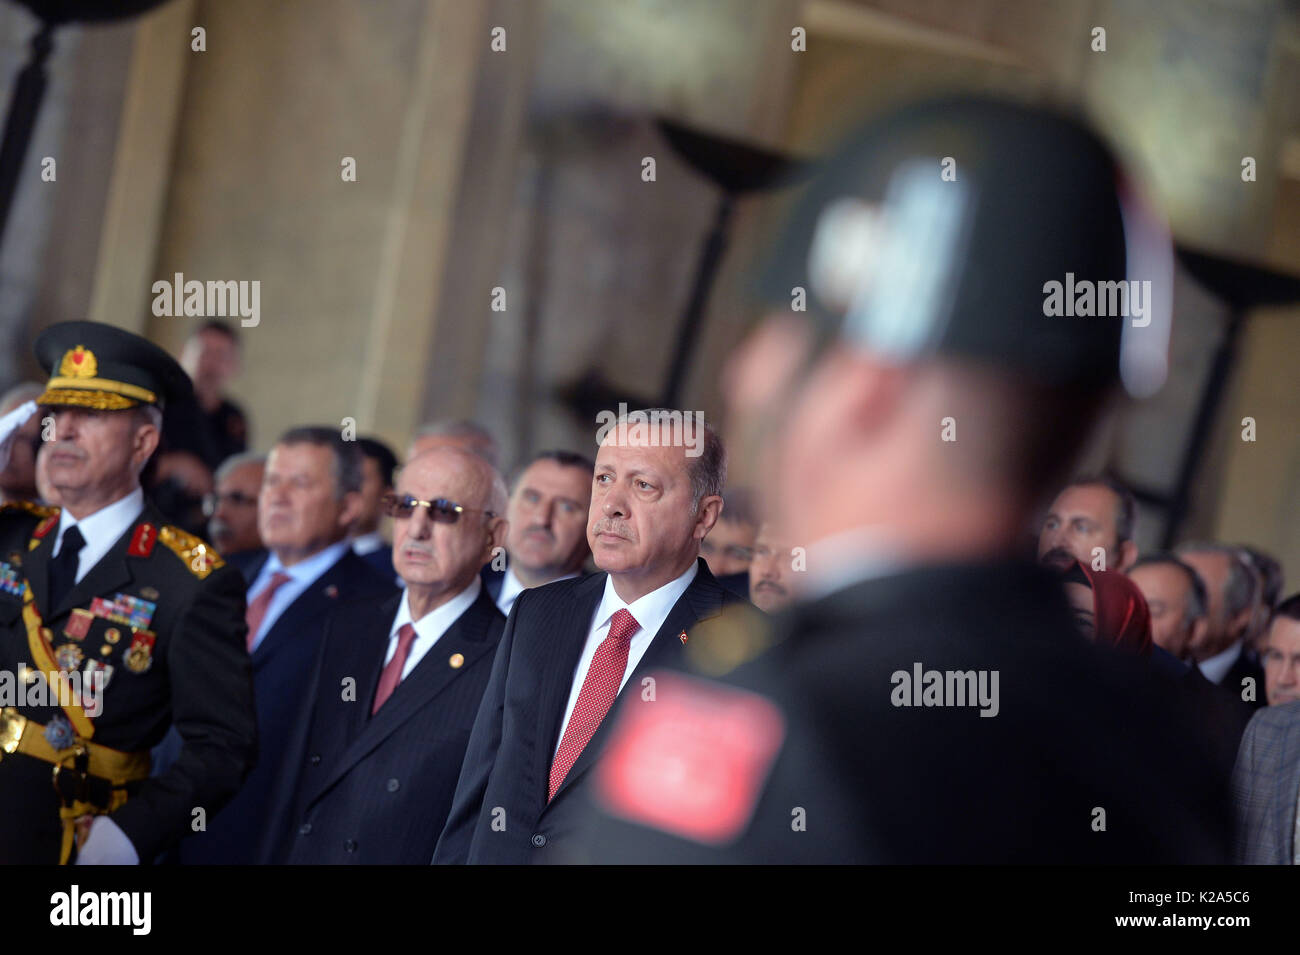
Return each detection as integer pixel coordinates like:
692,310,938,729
748,522,795,614
204,452,265,564
260,447,507,863
177,426,396,864
433,410,744,863
0,321,256,864
483,450,593,616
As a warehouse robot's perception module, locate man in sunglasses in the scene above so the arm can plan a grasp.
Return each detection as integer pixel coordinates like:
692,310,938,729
433,409,747,864
261,446,507,863
177,427,396,864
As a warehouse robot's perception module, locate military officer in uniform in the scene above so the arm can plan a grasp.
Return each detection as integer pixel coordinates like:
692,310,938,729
0,321,256,864
568,95,1231,864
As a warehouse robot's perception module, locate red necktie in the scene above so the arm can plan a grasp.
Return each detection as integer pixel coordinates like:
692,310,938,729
245,572,291,651
372,623,417,714
549,608,640,801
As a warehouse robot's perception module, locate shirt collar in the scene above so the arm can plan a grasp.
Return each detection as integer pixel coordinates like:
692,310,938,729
1198,639,1244,685
499,566,580,610
392,575,483,642
594,560,699,637
264,539,352,584
350,531,386,556
55,487,144,552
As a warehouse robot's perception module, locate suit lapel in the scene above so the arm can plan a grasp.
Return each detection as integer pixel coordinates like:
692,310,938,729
531,575,606,805
308,592,499,804
548,560,727,805
251,555,347,668
49,505,151,621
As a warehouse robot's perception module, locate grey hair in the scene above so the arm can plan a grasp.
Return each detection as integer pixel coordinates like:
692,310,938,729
214,451,267,483
1175,542,1255,618
1131,552,1208,627
610,408,726,513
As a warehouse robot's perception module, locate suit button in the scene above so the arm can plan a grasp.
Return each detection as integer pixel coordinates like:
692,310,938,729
344,840,357,853
531,833,546,848
298,823,312,836
386,778,400,792
309,754,321,765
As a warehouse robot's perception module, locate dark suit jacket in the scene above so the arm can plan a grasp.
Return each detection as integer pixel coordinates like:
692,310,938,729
178,548,396,864
568,559,1231,863
260,588,505,864
480,564,505,603
1232,700,1300,864
1223,647,1267,709
433,558,745,864
358,545,397,583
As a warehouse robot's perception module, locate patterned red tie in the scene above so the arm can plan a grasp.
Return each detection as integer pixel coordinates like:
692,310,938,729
549,608,640,801
372,623,417,715
244,572,291,651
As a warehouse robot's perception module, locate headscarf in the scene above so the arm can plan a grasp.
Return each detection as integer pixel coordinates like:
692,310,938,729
1065,559,1153,659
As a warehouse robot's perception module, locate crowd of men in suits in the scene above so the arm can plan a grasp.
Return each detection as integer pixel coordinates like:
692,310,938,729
1,95,1297,865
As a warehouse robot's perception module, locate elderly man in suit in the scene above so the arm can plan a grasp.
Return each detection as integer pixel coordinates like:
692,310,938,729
433,409,744,864
261,446,507,863
178,427,396,864
1232,697,1300,864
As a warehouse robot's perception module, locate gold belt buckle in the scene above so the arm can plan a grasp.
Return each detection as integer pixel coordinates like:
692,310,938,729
0,707,26,756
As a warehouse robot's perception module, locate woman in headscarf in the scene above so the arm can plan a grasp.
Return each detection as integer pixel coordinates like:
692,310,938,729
1059,559,1153,659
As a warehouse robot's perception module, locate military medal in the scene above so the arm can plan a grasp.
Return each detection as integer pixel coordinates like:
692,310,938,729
140,586,159,601
43,713,75,751
100,644,113,656
64,608,94,641
55,642,84,672
104,627,121,644
449,653,464,669
0,561,22,597
84,659,114,692
123,631,155,674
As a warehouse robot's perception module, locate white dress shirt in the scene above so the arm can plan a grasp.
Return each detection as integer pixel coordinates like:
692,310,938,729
1198,639,1244,686
383,576,482,680
553,561,698,757
246,540,351,652
496,566,579,616
52,487,145,584
350,531,386,556
50,487,147,865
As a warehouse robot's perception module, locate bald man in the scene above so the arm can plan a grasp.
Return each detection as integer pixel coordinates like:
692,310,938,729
261,447,508,864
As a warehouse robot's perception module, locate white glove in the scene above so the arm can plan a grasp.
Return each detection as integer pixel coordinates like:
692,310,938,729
0,399,38,472
74,816,140,865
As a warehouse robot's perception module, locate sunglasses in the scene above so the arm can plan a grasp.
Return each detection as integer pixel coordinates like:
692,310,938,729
381,492,496,524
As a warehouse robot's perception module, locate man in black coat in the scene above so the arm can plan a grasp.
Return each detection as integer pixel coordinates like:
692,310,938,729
433,410,745,863
261,447,508,863
0,322,256,864
178,427,396,864
568,95,1231,864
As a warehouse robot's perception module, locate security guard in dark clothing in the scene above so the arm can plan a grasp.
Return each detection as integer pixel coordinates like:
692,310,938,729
568,96,1230,863
0,321,256,864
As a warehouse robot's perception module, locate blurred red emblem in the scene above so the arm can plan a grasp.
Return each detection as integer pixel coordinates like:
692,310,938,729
593,670,785,845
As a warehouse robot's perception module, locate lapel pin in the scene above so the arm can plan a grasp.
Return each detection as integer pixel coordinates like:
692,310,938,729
678,630,689,645
324,584,339,598
448,653,464,669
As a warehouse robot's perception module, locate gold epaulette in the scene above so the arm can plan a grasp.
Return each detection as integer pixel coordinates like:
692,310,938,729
1,499,59,521
157,525,225,580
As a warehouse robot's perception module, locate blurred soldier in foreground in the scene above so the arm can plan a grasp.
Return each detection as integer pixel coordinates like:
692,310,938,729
570,95,1229,863
0,322,255,864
